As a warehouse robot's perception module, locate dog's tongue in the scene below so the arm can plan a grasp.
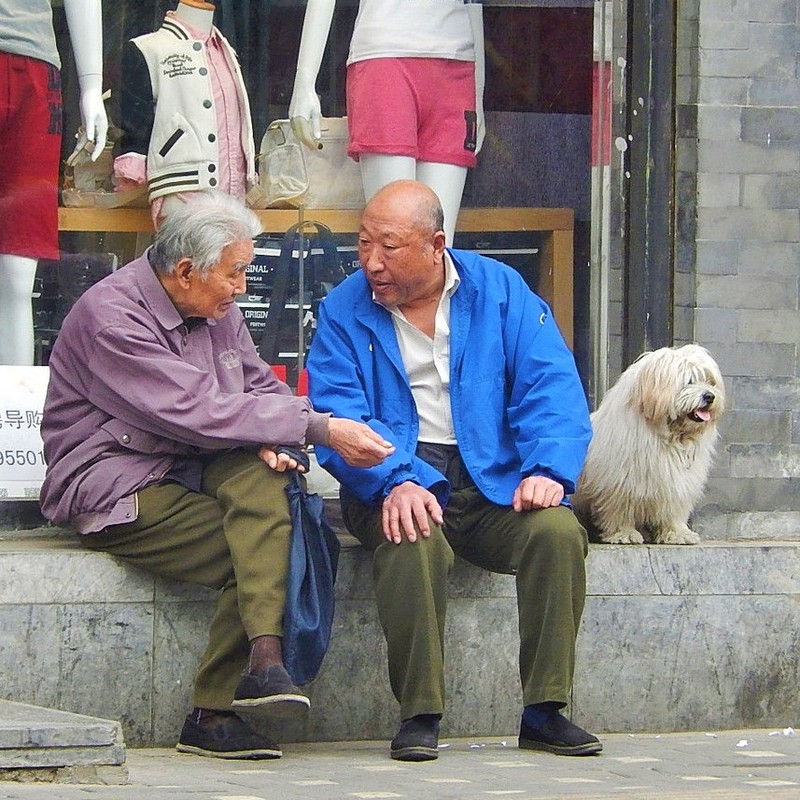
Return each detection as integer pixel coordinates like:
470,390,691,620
694,408,712,421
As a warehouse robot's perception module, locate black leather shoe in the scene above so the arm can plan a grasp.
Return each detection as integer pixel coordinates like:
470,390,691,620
519,714,602,756
176,714,282,759
232,664,310,715
390,715,441,761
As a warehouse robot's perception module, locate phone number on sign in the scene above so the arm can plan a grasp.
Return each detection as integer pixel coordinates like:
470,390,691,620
0,449,45,466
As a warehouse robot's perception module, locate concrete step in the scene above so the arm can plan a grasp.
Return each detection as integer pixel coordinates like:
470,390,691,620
1,528,799,748
0,700,127,783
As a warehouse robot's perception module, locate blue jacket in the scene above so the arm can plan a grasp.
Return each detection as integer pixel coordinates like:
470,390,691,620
306,249,592,507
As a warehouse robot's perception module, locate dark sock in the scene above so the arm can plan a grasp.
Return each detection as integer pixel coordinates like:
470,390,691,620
192,707,236,728
523,701,563,729
247,635,283,674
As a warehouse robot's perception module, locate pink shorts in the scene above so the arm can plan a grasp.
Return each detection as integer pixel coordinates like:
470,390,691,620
346,58,478,169
0,52,62,260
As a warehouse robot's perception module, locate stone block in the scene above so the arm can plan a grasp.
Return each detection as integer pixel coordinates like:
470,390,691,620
696,274,796,309
719,408,791,445
697,105,742,140
696,139,798,173
705,342,795,377
701,45,797,81
694,239,740,275
749,76,800,106
730,443,800,478
0,700,126,779
748,0,799,23
727,511,800,540
732,376,800,409
697,21,749,50
696,206,800,243
693,307,738,343
742,172,800,207
742,109,800,145
737,309,800,344
697,172,740,206
738,241,800,276
697,76,749,104
573,594,800,732
703,475,800,513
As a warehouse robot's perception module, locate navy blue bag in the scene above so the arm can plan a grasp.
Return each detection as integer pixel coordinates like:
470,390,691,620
282,469,341,686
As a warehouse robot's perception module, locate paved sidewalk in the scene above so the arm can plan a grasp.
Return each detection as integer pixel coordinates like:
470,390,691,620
2,727,799,800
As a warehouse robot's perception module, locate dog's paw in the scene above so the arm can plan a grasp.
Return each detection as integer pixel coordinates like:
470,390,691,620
653,526,700,545
599,527,645,545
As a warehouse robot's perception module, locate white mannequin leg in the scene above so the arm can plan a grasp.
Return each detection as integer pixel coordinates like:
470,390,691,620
360,155,468,246
359,154,417,201
0,254,38,366
416,162,467,246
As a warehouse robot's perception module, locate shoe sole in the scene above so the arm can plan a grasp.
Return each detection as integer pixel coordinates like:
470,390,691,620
390,745,439,762
232,693,311,716
519,737,603,756
176,743,282,759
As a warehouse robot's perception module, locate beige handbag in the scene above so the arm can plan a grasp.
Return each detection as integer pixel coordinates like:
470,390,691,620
250,117,364,210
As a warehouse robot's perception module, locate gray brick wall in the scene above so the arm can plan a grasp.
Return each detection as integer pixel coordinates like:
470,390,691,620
677,0,800,540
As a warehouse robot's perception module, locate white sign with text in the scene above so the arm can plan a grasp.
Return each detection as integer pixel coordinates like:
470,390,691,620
0,366,49,500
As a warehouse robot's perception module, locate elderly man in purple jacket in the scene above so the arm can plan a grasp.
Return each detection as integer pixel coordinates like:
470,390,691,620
39,190,393,761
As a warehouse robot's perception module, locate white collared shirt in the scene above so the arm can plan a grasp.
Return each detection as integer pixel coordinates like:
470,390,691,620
380,253,460,444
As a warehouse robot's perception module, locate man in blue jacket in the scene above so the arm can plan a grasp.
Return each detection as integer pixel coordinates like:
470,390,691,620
307,180,600,761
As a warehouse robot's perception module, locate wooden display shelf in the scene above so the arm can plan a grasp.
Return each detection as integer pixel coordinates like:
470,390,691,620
58,205,575,345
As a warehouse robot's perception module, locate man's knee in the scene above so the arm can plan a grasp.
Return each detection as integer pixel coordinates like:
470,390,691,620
520,507,588,561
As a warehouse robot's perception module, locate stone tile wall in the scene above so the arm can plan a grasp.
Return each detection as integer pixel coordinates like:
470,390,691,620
677,0,800,540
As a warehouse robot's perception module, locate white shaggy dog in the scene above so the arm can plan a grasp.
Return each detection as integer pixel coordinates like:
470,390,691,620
572,344,725,545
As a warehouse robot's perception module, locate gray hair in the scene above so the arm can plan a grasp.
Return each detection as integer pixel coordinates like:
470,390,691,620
149,191,263,276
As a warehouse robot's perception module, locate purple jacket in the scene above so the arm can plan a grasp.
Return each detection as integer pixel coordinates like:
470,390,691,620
40,251,329,533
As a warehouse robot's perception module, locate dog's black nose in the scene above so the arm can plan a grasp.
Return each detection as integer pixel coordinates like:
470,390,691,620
702,391,715,406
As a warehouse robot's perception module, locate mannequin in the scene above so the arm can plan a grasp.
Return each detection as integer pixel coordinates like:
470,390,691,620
288,0,485,245
0,0,107,366
114,0,256,227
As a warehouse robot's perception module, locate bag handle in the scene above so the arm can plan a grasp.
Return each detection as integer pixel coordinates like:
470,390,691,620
258,221,340,365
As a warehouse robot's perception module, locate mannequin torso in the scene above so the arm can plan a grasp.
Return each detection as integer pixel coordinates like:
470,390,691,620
173,0,215,34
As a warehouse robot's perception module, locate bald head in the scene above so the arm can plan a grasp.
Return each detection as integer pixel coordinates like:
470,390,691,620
364,180,445,239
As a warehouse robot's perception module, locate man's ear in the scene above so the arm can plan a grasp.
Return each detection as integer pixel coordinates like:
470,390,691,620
433,230,447,257
174,258,194,287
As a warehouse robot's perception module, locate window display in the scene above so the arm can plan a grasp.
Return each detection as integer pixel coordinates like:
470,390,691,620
0,0,106,366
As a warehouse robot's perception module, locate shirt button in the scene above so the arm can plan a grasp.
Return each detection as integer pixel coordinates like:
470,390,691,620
199,67,208,76
193,42,202,51
208,163,216,173
208,133,216,142
209,177,217,186
203,99,212,109
121,434,131,444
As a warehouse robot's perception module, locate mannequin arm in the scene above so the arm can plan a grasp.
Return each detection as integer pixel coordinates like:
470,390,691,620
63,0,108,161
288,0,336,149
467,1,486,155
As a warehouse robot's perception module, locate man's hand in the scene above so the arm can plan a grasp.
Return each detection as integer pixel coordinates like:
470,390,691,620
382,481,444,544
512,475,565,512
258,446,307,473
328,418,395,467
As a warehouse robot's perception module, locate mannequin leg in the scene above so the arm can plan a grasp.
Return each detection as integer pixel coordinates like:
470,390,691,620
416,162,468,247
359,154,417,201
360,156,468,246
0,254,38,366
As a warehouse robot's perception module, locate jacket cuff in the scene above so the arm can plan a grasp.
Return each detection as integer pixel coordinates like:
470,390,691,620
305,410,331,447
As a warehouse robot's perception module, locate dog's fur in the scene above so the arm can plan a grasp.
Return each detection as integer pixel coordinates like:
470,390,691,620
572,344,725,545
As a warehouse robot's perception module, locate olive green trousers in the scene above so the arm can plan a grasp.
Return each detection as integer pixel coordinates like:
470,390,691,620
83,450,293,711
342,487,588,720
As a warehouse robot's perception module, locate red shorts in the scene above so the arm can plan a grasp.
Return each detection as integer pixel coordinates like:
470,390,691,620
0,52,62,260
346,58,478,169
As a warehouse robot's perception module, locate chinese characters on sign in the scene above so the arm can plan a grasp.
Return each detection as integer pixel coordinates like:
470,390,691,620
0,367,50,499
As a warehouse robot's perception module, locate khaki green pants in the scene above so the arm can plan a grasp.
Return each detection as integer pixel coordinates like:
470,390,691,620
83,450,293,711
342,487,588,720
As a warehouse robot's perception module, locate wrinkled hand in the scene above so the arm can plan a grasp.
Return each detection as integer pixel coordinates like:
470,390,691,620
382,481,444,544
327,418,395,468
258,446,307,473
512,475,565,512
